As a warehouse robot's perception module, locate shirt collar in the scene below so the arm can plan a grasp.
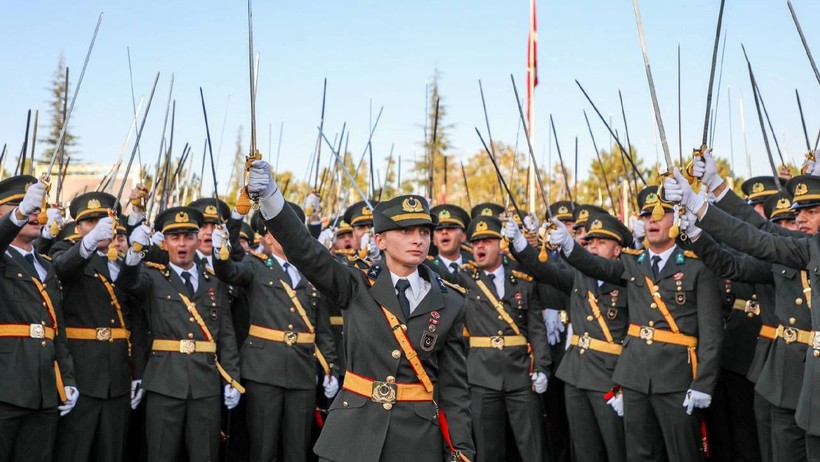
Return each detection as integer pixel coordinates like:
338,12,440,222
270,253,290,270
9,244,35,258
390,269,423,299
437,254,462,269
648,245,676,267
168,261,197,279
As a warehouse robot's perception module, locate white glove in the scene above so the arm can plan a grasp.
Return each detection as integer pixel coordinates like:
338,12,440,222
544,309,565,346
629,216,645,241
304,192,321,217
82,216,115,252
678,210,702,240
224,384,241,410
502,219,528,253
548,218,575,255
803,153,819,177
607,392,624,417
247,160,277,199
361,231,380,260
318,228,336,250
663,168,706,215
531,372,548,394
41,208,64,239
151,231,164,246
129,224,151,249
18,181,46,216
323,375,339,399
58,386,79,416
692,148,724,192
523,214,539,233
211,227,229,258
683,389,712,415
130,380,145,410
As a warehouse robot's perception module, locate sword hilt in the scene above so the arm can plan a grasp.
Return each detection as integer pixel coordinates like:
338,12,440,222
801,151,816,175
37,176,52,226
107,210,119,262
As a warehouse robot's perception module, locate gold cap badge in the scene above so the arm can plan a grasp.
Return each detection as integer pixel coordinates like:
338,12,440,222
175,211,189,223
401,197,424,213
476,221,488,232
87,199,101,209
795,183,808,196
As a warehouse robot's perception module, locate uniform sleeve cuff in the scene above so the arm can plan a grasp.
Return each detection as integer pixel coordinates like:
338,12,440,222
9,208,28,227
259,189,285,220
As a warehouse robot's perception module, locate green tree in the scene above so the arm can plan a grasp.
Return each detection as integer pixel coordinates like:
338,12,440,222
40,55,78,165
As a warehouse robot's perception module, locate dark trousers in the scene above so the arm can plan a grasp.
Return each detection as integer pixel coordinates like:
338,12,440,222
770,404,807,462
754,391,774,462
145,392,221,462
543,375,571,462
245,380,315,462
706,370,761,462
470,385,547,462
564,383,626,462
54,394,130,462
0,402,58,462
622,387,703,462
807,434,820,462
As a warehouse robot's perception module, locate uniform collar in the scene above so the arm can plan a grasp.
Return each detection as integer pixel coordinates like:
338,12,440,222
389,268,423,299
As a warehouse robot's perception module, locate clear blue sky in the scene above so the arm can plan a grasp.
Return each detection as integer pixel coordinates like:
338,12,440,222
2,0,819,197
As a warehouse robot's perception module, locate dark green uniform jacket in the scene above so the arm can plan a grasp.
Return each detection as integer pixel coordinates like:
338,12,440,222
265,204,475,462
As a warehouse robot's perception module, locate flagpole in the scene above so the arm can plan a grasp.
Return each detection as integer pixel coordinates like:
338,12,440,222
527,0,538,215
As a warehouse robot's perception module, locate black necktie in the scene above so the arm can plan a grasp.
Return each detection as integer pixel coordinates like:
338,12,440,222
396,279,412,320
651,255,662,279
283,262,294,287
487,273,500,298
449,262,460,274
23,253,37,277
181,271,195,296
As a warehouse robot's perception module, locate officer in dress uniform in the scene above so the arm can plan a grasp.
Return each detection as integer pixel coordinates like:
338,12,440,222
552,186,723,461
188,198,232,270
666,163,820,461
212,204,339,462
246,160,474,462
571,204,608,244
429,204,473,273
504,212,632,462
50,191,134,461
342,200,376,250
118,206,242,462
0,176,77,461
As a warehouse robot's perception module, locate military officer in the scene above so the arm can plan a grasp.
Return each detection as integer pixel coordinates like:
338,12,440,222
0,175,77,461
571,204,608,244
49,191,133,461
429,204,472,273
740,176,787,217
238,220,257,253
212,206,339,462
188,198,232,270
504,211,632,462
666,165,820,460
119,206,242,461
342,200,376,250
551,186,723,461
246,160,474,462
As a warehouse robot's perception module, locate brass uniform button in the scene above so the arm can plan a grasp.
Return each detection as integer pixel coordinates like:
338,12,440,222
383,403,393,410
498,315,503,321
290,307,296,313
401,324,407,331
188,333,194,339
586,315,594,322
189,317,195,323
648,321,655,327
392,350,401,359
288,324,294,330
650,303,657,309
789,318,797,325
41,341,47,347
796,298,804,306
343,401,349,407
111,319,116,325
497,331,503,336
814,350,820,358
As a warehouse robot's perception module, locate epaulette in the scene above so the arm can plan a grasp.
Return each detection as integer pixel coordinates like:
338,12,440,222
426,255,435,262
510,270,533,282
205,267,216,276
621,247,643,256
250,250,268,261
145,262,166,271
460,261,479,276
460,243,473,254
39,254,52,261
683,250,699,259
440,278,466,295
346,255,372,269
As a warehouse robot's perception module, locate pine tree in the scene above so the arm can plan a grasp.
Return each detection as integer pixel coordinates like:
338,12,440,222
40,55,78,164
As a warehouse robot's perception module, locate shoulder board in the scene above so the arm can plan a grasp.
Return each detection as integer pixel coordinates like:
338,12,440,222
39,254,52,261
426,255,435,262
636,251,647,263
205,267,216,275
250,250,268,261
511,270,533,282
683,250,699,259
621,247,643,256
460,261,479,276
145,262,166,271
460,243,473,253
440,278,466,295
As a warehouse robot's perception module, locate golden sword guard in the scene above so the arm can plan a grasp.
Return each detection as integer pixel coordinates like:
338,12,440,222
107,210,119,262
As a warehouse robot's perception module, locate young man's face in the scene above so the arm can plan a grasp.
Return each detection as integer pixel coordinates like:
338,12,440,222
586,237,622,260
335,232,355,250
641,212,674,248
0,204,41,242
796,206,820,235
471,238,503,271
375,226,431,271
165,232,198,268
197,222,216,256
433,227,465,258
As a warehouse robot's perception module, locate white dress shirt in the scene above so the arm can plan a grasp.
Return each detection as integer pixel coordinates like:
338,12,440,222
437,254,463,273
484,264,506,299
9,244,48,281
271,254,302,287
196,250,213,270
647,245,677,275
389,269,431,314
169,262,199,293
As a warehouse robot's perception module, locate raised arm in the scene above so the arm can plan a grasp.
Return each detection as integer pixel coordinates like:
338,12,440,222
685,231,773,284
512,244,574,293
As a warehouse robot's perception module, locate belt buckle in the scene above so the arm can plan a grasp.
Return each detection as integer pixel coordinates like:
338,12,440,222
577,334,591,350
490,335,505,350
96,327,112,341
29,324,44,339
640,326,655,345
745,300,760,316
283,331,298,347
783,327,798,344
371,378,398,409
179,339,196,354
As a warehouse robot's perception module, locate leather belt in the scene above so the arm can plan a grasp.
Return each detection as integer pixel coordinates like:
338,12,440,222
469,335,528,350
343,371,433,410
759,324,777,341
248,325,315,346
732,299,760,317
775,324,812,345
570,333,622,355
66,327,128,342
152,339,217,354
627,324,698,348
0,323,55,340
329,316,343,326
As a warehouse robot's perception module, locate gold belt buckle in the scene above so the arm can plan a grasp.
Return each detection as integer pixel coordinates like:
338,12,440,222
577,334,591,350
745,300,760,317
283,331,298,346
640,326,655,345
29,324,44,339
783,327,798,344
812,332,820,349
179,339,196,354
490,335,505,350
96,327,112,341
371,378,398,410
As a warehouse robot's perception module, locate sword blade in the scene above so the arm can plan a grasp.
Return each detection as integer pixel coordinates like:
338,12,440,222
701,0,727,145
